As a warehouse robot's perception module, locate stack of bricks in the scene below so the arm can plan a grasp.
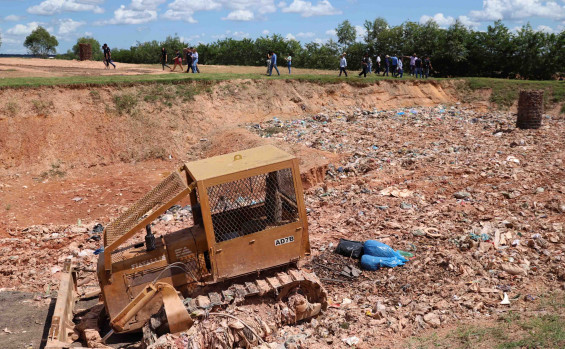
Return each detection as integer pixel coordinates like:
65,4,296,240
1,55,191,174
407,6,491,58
79,43,92,61
516,90,544,129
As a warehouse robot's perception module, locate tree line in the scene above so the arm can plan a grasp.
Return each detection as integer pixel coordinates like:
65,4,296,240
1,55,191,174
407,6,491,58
51,18,565,80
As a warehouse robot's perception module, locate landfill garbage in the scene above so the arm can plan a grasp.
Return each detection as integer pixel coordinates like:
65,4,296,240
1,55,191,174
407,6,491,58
500,293,510,305
361,254,405,270
363,240,407,260
360,240,408,270
2,102,564,348
92,224,104,233
342,336,360,346
334,239,364,259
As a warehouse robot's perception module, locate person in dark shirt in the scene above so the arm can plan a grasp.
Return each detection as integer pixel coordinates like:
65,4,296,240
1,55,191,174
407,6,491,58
415,56,423,78
358,53,369,77
171,50,183,72
160,47,171,71
391,55,398,77
185,47,193,73
102,43,116,69
423,56,433,78
382,55,390,76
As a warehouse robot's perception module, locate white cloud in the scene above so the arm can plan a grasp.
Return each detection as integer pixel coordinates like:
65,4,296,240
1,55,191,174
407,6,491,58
27,0,104,15
296,31,315,38
6,22,42,36
109,5,158,24
354,25,366,41
163,0,276,23
313,37,324,44
419,13,455,27
98,0,166,25
130,0,166,11
223,10,255,21
166,0,221,13
262,29,270,35
232,31,250,38
212,30,249,39
325,29,336,36
458,15,480,28
57,18,85,35
420,13,482,29
536,24,555,32
277,1,287,7
5,15,25,22
162,9,197,23
285,33,296,40
281,0,341,17
469,0,565,22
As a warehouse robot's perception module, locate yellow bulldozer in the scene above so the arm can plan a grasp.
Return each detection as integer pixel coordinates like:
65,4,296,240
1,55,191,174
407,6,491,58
46,145,327,348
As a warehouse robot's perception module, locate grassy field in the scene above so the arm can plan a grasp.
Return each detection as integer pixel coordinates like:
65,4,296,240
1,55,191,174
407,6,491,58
1,69,564,111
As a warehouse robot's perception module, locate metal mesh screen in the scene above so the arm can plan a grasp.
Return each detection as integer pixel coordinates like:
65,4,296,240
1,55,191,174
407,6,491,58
105,172,187,247
207,168,299,243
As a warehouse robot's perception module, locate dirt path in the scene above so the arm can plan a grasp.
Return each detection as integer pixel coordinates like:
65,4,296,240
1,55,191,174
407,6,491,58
0,57,342,78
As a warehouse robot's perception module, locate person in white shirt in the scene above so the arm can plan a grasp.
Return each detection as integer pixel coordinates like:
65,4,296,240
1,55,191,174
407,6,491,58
191,49,199,73
397,57,403,78
405,53,417,76
376,55,381,74
339,53,348,77
285,55,292,74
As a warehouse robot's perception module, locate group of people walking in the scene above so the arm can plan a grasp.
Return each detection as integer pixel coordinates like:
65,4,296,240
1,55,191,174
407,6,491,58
161,47,200,73
340,52,433,79
266,51,292,76
101,43,432,79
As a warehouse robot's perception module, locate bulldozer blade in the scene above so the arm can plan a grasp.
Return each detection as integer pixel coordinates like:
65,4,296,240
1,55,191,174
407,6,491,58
160,283,194,334
45,259,79,349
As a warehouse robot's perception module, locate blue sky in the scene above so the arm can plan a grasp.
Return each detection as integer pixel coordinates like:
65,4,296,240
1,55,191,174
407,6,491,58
1,0,564,54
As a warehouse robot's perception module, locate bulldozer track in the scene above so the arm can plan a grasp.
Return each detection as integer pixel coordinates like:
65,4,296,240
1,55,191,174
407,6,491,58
184,269,328,315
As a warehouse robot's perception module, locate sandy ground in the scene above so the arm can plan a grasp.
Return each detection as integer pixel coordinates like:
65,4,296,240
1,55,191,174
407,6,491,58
0,57,336,78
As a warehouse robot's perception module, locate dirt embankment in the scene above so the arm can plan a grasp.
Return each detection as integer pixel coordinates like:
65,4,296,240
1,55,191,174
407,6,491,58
0,79,457,230
0,79,456,174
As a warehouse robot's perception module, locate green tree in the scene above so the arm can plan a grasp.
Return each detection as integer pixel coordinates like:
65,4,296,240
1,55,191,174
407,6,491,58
514,24,548,79
336,20,356,49
483,20,514,77
72,37,102,60
24,26,58,57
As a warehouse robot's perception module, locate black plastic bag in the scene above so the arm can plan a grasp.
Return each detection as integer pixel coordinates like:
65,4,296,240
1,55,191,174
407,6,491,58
334,239,364,259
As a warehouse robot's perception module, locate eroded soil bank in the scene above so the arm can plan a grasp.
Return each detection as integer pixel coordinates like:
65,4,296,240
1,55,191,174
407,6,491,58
0,79,457,230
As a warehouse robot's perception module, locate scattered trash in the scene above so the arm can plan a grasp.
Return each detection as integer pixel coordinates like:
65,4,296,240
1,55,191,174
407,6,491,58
500,293,511,305
360,240,408,270
342,336,360,346
380,187,413,198
334,239,364,259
